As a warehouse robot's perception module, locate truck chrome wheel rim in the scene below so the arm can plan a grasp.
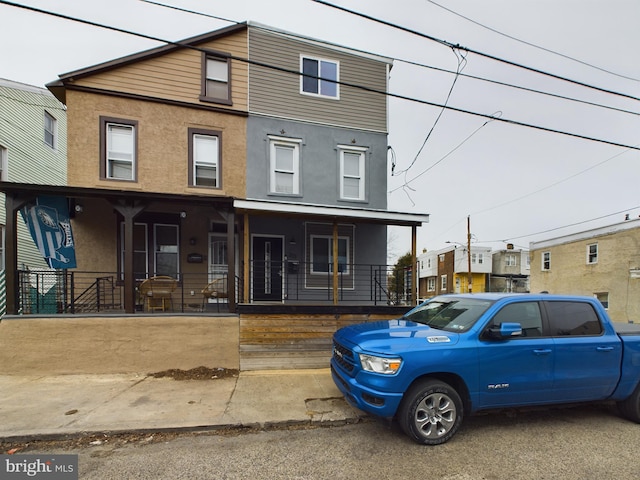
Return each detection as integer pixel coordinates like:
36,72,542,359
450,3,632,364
415,392,456,439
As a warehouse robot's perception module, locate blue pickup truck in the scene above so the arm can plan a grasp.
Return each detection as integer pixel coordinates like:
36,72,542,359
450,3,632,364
331,293,640,444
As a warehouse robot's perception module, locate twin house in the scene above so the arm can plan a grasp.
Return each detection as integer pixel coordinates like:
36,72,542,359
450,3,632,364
2,22,428,315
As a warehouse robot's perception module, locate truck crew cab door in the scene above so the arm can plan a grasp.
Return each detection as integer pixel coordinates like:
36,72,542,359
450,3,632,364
477,301,555,408
544,300,622,402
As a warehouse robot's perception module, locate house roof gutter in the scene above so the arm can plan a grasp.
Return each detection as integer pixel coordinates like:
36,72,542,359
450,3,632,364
234,199,429,227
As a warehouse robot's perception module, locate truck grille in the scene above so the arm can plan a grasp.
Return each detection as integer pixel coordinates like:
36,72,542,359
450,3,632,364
333,340,356,374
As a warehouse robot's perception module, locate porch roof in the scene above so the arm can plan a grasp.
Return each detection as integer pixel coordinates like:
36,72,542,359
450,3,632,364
234,199,429,226
0,182,234,208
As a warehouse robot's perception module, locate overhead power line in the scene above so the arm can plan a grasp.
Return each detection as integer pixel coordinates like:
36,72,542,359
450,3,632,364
1,0,638,151
501,205,640,243
142,0,638,116
313,0,640,102
425,0,640,83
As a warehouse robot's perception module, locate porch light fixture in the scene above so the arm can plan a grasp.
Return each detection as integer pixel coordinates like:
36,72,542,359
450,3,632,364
180,211,187,218
289,236,296,245
74,204,83,213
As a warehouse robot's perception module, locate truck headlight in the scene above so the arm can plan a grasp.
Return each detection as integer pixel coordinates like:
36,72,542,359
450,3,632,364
358,354,402,374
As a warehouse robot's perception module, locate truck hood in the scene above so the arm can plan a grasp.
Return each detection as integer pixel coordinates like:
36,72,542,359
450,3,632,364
335,319,460,354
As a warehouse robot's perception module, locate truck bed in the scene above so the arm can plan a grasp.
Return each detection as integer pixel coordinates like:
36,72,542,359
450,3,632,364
613,322,640,335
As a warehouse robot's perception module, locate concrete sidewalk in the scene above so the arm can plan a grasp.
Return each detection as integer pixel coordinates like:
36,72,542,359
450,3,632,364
0,369,365,441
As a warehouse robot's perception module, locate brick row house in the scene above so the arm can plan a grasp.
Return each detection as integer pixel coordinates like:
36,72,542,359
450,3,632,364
417,245,493,299
1,22,429,316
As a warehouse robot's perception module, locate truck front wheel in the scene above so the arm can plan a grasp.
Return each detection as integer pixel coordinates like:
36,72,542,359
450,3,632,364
618,382,640,423
398,378,463,445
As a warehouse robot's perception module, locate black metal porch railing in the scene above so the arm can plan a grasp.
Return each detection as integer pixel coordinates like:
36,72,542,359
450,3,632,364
16,262,408,315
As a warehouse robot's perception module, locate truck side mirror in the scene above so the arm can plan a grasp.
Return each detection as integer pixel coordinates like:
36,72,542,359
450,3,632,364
486,322,522,339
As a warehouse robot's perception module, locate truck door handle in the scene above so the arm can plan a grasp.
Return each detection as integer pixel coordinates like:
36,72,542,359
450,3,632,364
533,349,552,355
596,346,614,352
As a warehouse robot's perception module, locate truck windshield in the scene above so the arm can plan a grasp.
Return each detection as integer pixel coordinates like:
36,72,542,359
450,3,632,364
403,296,494,332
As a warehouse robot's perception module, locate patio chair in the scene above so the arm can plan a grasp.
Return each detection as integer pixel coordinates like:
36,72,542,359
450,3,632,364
139,276,177,312
201,277,228,312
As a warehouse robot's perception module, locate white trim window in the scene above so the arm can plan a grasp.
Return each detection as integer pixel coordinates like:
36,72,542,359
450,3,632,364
310,235,349,274
301,55,339,99
106,123,135,180
587,243,598,264
505,254,516,267
269,136,301,195
44,111,56,149
193,133,219,187
542,251,551,271
339,146,366,201
427,277,436,292
595,292,609,309
441,275,447,291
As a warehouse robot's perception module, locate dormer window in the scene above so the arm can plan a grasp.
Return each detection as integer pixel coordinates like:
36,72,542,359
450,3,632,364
300,55,339,99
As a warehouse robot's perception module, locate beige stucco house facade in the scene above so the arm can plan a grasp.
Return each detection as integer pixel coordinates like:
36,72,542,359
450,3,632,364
529,217,640,323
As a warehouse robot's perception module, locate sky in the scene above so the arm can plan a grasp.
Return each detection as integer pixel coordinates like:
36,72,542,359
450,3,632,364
1,0,639,261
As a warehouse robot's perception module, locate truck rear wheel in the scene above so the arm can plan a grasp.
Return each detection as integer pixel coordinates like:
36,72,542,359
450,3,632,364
618,382,640,423
398,378,463,445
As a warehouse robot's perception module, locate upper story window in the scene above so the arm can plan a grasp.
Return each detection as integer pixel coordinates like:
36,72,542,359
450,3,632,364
472,253,484,264
338,146,366,201
44,111,56,149
0,145,7,181
200,53,231,105
587,243,598,264
188,128,221,188
542,251,551,271
505,254,516,267
269,136,301,195
100,117,137,181
439,254,445,263
301,55,339,99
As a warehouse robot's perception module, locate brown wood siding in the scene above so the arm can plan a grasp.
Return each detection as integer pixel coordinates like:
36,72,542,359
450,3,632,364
239,313,392,370
71,34,248,111
248,28,388,133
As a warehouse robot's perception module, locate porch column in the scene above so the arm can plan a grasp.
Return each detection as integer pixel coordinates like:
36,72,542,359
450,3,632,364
4,194,30,315
243,214,250,303
412,224,417,306
226,209,236,311
333,221,338,305
111,200,146,313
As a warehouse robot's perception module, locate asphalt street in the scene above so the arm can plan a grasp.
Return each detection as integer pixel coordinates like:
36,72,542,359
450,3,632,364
9,401,640,480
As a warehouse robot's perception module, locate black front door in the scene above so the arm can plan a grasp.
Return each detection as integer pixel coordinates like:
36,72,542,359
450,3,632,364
252,236,283,301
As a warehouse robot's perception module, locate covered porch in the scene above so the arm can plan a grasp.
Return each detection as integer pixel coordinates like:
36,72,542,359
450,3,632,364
2,183,429,316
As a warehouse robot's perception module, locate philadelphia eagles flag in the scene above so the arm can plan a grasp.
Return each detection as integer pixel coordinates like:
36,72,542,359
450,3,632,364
20,195,77,269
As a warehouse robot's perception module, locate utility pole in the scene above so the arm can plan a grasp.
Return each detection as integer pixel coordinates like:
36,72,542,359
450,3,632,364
467,215,472,293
